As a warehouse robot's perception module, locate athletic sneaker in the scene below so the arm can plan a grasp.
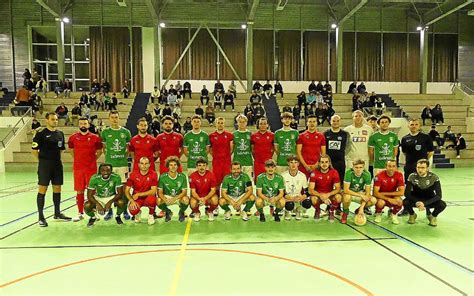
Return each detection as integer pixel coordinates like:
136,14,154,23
72,214,84,222
291,210,297,217
165,211,172,222
224,211,231,220
364,207,373,216
134,211,141,223
274,212,281,222
235,209,241,216
178,212,185,222
295,211,302,221
104,209,113,221
208,211,215,222
189,212,195,218
284,211,291,221
148,214,155,225
193,212,201,222
87,217,96,227
428,215,437,227
213,208,219,217
53,213,72,221
408,213,417,224
314,209,321,220
38,218,48,227
115,216,123,225
123,210,131,220
320,208,328,217
328,211,335,223
391,214,400,225
341,213,348,224
242,211,249,221
374,213,382,223
259,213,266,222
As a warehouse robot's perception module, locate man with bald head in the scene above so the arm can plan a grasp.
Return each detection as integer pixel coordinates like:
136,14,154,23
324,114,350,183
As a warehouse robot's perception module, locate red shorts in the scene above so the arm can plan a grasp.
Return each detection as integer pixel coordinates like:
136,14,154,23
128,195,157,216
254,162,265,181
298,164,314,179
213,160,231,187
74,169,96,191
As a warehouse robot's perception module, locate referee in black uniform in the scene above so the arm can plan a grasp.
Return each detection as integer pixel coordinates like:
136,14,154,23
32,112,71,227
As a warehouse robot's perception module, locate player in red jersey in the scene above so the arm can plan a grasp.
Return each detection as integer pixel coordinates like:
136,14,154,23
189,157,218,222
373,159,405,224
68,117,103,222
308,154,341,222
297,114,326,178
124,157,158,225
209,117,233,187
129,118,159,172
251,117,275,182
156,115,184,174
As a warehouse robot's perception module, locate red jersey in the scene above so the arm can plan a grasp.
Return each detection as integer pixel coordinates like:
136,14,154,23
309,168,340,193
68,132,103,171
209,131,233,161
297,131,326,165
156,132,183,173
374,171,404,192
251,131,275,161
129,134,159,172
189,170,217,197
126,170,158,194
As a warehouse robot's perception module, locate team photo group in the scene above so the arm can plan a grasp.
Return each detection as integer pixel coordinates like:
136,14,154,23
31,108,446,228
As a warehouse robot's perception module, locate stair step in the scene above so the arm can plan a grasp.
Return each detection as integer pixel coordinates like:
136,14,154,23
433,158,450,164
434,163,455,168
433,154,445,158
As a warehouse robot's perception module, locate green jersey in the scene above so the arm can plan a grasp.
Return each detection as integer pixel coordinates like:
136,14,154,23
158,172,188,196
274,129,299,166
88,173,122,198
343,169,372,193
183,130,210,168
232,130,253,166
256,173,285,197
100,127,131,167
368,131,399,169
221,173,252,198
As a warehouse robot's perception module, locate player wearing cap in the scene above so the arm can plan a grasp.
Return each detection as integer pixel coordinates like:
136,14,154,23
281,155,308,221
255,159,285,222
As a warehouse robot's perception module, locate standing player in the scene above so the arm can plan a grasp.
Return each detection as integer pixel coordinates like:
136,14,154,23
373,159,405,224
324,115,349,185
129,118,159,172
32,112,71,227
189,157,218,222
344,110,373,171
233,115,254,178
255,159,285,222
342,159,376,224
84,163,126,227
274,112,299,174
209,117,233,187
101,111,131,220
156,115,184,174
183,115,210,175
281,155,308,221
157,156,189,222
251,117,274,182
308,154,341,222
368,115,399,176
124,157,158,225
68,117,103,222
219,162,256,221
296,114,326,178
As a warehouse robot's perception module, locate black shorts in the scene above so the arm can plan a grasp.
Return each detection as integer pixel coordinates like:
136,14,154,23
38,160,64,186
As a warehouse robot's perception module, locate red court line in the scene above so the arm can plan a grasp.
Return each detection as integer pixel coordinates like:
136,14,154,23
0,248,373,295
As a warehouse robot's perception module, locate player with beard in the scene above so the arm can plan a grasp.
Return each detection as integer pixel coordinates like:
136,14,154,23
324,115,349,185
129,118,159,172
209,117,233,187
184,115,210,175
296,114,326,178
274,112,299,174
156,115,184,174
189,157,218,222
255,159,285,222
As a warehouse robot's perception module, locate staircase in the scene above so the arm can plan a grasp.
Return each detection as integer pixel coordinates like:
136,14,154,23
433,148,455,168
262,95,282,132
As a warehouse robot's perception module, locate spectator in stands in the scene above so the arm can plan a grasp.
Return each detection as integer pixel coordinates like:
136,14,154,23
55,102,70,125
167,86,178,107
367,115,378,132
35,77,47,98
214,80,224,95
224,90,235,111
152,103,161,118
110,93,118,110
89,92,97,108
316,81,324,93
290,119,298,130
12,85,30,116
252,80,262,93
253,103,265,124
274,80,283,98
29,93,42,115
104,93,112,111
306,91,317,107
323,104,335,126
263,80,272,93
228,80,237,98
81,103,91,119
315,103,326,125
429,125,443,148
452,133,466,158
100,78,110,93
150,86,160,104
96,93,105,111
244,104,254,125
214,91,223,111
357,82,366,94
183,81,192,99
31,117,41,132
175,81,183,97
348,81,357,94
282,104,292,113
421,105,433,126
173,118,182,134
443,126,456,148
323,88,333,107
205,103,216,126
369,91,378,105
168,84,177,95
261,88,274,101
233,112,241,129
309,80,317,93
200,85,210,105
293,103,301,123
195,104,204,117
249,90,261,108
324,80,332,92
122,80,129,98
63,79,72,98
374,97,385,116
297,91,306,109
54,80,64,98
32,70,39,85
88,116,98,134
315,91,324,106
79,91,89,106
183,117,192,134
352,94,362,111
431,104,444,125
151,116,161,137
22,68,32,86
144,110,153,126
176,91,183,109
91,79,100,93
159,85,168,104
71,103,82,126
162,104,172,117
304,104,311,119
173,105,182,119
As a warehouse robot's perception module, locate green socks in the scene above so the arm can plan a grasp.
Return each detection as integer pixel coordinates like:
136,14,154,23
243,200,255,212
220,204,231,212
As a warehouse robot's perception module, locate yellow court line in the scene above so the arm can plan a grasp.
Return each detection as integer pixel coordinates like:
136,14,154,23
168,217,193,296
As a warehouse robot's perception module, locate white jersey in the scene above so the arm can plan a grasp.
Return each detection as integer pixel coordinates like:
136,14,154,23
281,170,308,197
344,124,373,161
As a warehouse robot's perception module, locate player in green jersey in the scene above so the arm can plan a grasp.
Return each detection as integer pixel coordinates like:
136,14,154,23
233,115,254,178
274,112,299,174
219,162,256,221
255,159,285,222
183,115,210,174
157,156,189,222
84,163,126,227
368,115,399,176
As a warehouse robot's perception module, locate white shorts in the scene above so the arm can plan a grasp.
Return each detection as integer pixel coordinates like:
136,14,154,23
112,166,129,182
241,166,253,180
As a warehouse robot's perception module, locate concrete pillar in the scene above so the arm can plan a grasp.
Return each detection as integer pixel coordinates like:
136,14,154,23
246,22,254,94
56,20,65,81
336,26,343,93
154,22,162,88
419,29,428,94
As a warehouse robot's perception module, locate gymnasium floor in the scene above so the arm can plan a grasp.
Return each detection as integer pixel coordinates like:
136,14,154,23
0,168,473,296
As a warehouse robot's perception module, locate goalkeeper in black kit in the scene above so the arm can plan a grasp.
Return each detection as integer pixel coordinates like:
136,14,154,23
404,159,446,227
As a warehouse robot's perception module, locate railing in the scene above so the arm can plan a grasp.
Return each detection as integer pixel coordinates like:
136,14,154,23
0,107,33,149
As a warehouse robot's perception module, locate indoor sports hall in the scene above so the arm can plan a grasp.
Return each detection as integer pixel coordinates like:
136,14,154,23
0,0,473,295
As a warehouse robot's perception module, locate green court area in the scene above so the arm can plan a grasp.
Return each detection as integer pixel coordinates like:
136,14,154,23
1,169,473,295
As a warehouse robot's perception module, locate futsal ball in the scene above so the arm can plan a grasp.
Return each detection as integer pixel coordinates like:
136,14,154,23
301,198,312,209
354,213,367,226
285,201,295,211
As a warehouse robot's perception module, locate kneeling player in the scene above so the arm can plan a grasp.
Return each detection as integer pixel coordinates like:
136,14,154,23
189,157,219,222
281,155,308,221
255,159,285,222
219,162,256,221
342,159,376,224
84,163,126,227
124,157,158,225
157,156,189,222
308,154,341,222
373,159,405,224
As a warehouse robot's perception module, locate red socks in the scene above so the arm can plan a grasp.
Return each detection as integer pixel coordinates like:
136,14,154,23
76,193,85,214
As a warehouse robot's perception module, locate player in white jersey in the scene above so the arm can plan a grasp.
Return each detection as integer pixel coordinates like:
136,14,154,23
344,110,373,171
281,155,309,221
